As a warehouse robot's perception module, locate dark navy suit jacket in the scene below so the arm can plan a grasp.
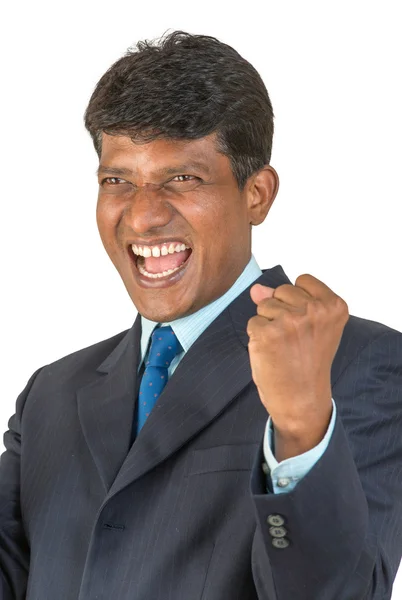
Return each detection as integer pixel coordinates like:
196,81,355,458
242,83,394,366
1,265,402,599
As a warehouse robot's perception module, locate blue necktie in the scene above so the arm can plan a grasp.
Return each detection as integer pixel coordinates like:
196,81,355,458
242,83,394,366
136,326,182,434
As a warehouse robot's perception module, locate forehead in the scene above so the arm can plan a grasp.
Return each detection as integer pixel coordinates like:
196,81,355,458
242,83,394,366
99,132,230,177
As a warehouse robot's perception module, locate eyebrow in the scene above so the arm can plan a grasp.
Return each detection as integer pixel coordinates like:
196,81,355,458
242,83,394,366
96,161,211,178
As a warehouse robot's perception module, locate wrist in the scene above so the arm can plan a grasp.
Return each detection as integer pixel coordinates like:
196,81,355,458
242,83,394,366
272,402,333,462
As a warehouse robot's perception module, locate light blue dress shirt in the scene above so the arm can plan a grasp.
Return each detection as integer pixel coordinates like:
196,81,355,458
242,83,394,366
139,255,337,494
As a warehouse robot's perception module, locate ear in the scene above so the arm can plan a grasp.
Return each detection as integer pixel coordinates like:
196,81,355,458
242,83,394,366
246,165,279,225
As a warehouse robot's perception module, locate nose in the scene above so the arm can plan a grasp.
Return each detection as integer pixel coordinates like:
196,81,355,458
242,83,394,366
126,183,174,234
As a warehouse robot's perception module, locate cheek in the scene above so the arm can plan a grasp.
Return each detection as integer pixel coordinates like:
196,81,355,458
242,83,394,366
96,201,122,264
96,199,117,239
96,196,106,229
186,198,248,266
204,205,248,248
186,191,241,235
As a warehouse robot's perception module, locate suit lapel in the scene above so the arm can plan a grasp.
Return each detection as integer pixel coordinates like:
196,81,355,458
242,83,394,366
76,316,142,492
77,264,292,498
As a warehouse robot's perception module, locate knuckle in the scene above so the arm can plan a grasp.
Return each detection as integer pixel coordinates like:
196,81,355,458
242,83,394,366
247,316,264,338
273,283,292,296
246,315,257,334
314,298,326,315
334,295,349,315
295,273,311,286
306,297,322,318
256,301,269,317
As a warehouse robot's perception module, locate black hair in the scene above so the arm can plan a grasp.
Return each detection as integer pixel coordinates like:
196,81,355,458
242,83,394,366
84,30,274,191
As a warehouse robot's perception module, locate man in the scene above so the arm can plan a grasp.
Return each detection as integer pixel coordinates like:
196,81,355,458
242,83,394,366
0,30,401,600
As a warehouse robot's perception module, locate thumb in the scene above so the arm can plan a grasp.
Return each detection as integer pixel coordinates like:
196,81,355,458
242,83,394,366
250,283,275,305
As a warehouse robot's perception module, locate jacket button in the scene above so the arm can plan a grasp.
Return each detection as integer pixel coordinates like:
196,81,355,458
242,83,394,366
269,526,287,538
272,537,290,549
267,514,285,527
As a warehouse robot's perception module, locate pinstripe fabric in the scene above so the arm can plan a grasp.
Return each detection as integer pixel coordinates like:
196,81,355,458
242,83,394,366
0,264,401,600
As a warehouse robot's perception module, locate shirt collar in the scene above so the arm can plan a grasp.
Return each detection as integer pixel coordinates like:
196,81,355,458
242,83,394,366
139,254,262,364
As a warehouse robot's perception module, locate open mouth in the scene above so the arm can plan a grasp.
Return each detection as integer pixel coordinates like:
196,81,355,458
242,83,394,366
129,241,193,283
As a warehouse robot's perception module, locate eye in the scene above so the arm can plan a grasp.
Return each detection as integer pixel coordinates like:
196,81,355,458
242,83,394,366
163,175,202,192
171,175,197,183
100,177,128,185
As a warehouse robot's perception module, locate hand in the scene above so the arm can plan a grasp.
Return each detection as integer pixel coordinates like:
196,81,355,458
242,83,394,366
247,274,349,461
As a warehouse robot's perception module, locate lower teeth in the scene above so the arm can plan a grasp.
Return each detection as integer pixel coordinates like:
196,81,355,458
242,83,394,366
137,263,182,279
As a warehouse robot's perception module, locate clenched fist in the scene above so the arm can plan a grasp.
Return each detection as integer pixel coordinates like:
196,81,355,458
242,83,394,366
247,274,349,461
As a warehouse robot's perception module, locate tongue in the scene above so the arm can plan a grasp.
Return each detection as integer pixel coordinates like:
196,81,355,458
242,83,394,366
144,249,191,274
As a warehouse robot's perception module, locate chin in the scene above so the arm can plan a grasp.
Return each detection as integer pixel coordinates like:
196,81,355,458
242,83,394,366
132,295,197,323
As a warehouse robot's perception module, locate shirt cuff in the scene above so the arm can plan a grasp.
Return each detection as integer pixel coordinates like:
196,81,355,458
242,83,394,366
262,399,337,494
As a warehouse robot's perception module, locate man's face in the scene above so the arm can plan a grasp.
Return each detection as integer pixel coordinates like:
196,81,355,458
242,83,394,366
96,132,258,322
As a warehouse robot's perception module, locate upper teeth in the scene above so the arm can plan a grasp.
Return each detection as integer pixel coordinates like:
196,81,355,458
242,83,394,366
132,242,190,258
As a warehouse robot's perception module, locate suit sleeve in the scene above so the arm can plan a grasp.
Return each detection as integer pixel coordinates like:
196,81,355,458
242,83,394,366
0,367,44,600
250,330,402,600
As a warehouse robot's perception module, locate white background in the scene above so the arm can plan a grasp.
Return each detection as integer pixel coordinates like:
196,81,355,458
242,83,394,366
1,0,401,595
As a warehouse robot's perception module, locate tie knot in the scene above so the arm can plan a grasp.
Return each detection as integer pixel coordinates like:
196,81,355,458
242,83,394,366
146,326,182,368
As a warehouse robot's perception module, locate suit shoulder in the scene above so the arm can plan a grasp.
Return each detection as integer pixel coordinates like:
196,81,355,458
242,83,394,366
332,313,402,383
33,327,131,389
344,313,401,346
